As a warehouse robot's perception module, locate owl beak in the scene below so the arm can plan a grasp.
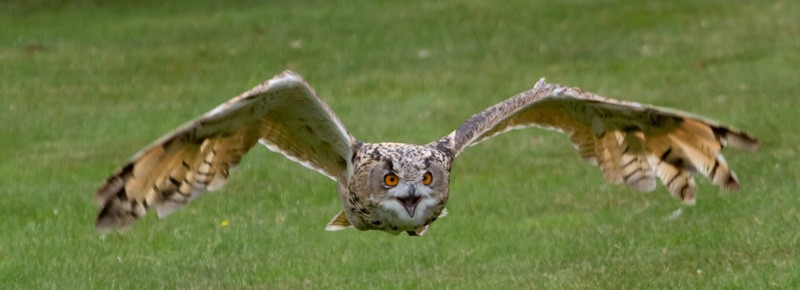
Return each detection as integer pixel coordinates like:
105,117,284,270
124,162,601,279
397,195,421,217
397,188,421,217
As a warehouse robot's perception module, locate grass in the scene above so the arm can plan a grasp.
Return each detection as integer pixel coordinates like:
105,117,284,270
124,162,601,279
2,0,798,288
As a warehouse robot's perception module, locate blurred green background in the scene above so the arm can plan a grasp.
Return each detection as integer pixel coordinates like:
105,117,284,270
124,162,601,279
2,0,798,288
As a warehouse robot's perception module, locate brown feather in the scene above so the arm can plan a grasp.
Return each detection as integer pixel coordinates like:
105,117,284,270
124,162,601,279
595,131,625,184
620,131,657,192
95,71,353,231
435,78,758,203
568,128,598,165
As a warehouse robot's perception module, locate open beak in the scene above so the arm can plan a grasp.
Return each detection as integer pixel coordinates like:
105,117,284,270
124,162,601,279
396,188,421,217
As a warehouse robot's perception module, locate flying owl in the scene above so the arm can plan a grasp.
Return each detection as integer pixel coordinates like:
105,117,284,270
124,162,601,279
95,70,758,236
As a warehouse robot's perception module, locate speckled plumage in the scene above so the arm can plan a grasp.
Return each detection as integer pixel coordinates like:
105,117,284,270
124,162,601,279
339,142,451,235
95,70,758,236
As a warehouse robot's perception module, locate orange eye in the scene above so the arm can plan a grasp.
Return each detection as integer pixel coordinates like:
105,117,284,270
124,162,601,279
384,173,399,187
422,172,433,185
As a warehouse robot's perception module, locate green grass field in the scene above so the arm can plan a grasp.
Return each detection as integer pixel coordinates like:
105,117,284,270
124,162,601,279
2,0,798,288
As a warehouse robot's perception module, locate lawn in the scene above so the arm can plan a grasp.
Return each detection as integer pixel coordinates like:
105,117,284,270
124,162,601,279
2,0,798,288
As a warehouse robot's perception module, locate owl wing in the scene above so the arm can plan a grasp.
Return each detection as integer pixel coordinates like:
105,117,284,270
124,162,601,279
95,70,354,230
433,79,758,204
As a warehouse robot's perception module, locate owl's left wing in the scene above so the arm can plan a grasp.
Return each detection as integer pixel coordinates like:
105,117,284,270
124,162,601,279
432,79,759,204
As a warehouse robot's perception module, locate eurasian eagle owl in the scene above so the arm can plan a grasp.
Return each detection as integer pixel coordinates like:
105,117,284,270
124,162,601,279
95,71,758,236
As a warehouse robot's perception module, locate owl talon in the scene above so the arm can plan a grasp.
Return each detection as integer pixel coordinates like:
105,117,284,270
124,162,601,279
414,224,430,236
405,224,430,236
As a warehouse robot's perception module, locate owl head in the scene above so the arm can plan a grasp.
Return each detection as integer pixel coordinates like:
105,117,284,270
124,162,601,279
334,142,451,235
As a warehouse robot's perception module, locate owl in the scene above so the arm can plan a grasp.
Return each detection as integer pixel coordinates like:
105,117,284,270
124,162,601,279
95,71,758,236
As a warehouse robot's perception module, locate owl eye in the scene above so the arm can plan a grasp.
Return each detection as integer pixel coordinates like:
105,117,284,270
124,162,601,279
422,172,433,186
384,173,399,187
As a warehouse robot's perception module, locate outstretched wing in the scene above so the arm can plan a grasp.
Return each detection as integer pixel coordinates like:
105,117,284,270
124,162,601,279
433,79,758,204
95,70,354,230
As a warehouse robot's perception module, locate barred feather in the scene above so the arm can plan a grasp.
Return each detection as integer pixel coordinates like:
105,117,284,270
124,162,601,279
95,71,353,231
95,132,259,230
568,129,598,165
647,154,697,204
620,132,657,192
595,131,625,184
438,78,758,203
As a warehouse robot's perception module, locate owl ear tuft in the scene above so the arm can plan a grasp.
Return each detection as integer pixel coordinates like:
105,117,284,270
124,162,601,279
325,210,354,231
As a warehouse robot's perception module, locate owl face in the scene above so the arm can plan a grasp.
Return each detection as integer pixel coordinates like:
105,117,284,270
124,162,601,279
344,143,451,235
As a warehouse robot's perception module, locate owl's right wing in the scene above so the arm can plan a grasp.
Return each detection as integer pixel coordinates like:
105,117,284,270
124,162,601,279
95,70,354,231
433,79,758,204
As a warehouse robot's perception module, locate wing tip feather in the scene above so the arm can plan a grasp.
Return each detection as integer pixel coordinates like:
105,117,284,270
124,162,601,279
723,173,741,191
95,204,135,232
712,126,759,151
95,163,134,205
725,132,760,151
